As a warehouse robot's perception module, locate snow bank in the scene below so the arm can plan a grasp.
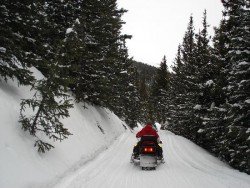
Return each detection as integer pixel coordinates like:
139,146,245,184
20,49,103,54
0,71,127,188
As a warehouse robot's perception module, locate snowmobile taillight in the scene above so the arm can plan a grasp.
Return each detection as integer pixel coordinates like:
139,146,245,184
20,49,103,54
144,147,154,153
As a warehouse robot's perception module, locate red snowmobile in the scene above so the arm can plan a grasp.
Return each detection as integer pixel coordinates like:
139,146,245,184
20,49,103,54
131,135,164,170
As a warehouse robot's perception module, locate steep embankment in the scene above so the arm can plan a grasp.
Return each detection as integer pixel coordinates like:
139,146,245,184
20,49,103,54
0,70,127,188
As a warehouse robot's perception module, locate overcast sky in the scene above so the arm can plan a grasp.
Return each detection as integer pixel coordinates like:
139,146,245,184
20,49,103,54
117,0,224,68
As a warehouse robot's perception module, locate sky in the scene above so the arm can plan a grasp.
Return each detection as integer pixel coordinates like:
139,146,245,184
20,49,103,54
117,0,224,68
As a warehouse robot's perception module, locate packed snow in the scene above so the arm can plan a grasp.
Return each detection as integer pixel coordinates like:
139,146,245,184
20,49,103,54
0,69,250,188
52,130,250,188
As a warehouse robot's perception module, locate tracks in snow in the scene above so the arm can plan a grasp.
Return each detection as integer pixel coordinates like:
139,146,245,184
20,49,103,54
52,130,250,188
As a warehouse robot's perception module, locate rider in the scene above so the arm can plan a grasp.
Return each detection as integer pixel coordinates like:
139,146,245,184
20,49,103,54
133,122,163,159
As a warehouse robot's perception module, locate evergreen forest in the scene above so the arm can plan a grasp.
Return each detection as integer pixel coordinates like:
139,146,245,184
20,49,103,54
0,0,249,174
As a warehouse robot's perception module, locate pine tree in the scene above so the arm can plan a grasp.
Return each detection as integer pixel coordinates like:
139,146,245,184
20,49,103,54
195,0,250,174
167,1,249,174
151,56,170,124
169,45,187,132
169,16,198,138
182,15,196,70
180,15,196,103
138,76,150,123
169,12,213,141
19,72,73,153
222,0,250,173
121,65,141,128
72,0,131,109
197,17,230,157
66,0,137,127
101,0,133,114
223,0,250,128
192,10,215,141
16,1,80,152
57,3,88,98
211,18,229,107
0,1,35,85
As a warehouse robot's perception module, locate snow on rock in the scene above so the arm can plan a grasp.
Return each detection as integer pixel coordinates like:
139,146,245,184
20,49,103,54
193,104,202,110
0,69,127,188
210,102,215,109
238,61,249,66
245,99,250,104
198,129,205,133
205,80,214,86
0,47,6,53
218,107,227,112
75,18,80,24
246,128,250,134
66,28,74,34
233,103,242,108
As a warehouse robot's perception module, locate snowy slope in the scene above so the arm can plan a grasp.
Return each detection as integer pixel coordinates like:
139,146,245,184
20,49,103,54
1,69,250,188
52,131,250,188
0,71,127,188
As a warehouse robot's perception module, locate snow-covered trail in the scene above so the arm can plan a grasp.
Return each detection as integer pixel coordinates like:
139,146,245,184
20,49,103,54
52,131,250,188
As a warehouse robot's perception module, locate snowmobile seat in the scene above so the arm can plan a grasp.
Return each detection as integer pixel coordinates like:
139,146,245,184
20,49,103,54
140,135,158,144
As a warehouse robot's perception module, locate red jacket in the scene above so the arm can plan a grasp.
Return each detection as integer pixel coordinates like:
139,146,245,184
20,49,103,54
136,124,159,138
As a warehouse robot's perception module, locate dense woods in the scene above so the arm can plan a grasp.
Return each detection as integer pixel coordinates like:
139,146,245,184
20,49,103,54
0,0,138,152
0,0,249,174
167,1,250,174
